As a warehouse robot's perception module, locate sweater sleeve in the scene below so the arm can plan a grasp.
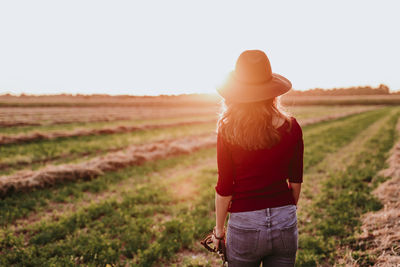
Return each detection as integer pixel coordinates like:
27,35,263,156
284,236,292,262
288,119,304,183
215,132,235,196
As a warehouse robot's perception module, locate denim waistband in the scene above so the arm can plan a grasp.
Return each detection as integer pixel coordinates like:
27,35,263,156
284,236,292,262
228,204,297,229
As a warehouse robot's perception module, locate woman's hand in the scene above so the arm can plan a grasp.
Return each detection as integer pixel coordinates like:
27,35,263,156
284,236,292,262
212,227,225,251
211,234,220,251
213,192,230,251
288,182,302,205
211,227,225,251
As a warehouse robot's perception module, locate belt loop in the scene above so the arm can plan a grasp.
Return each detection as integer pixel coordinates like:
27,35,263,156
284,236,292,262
266,208,270,217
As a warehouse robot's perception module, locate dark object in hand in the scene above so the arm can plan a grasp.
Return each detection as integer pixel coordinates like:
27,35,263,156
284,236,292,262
200,229,227,265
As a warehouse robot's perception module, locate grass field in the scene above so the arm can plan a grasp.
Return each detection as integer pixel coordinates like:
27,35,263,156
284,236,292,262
0,98,399,266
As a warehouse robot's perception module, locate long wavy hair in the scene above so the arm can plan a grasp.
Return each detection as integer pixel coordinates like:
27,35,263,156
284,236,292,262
216,96,292,150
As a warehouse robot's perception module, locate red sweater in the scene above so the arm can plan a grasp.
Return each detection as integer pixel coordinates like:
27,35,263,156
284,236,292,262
215,116,304,213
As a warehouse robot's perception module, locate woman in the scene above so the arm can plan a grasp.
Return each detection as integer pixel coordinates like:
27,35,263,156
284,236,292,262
212,50,304,266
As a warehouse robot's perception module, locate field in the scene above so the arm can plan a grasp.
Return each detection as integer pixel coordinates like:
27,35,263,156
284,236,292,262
0,95,399,266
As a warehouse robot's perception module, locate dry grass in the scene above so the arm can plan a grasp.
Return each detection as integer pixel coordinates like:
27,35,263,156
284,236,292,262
0,106,217,127
0,133,216,196
0,93,218,106
0,106,377,145
0,118,215,145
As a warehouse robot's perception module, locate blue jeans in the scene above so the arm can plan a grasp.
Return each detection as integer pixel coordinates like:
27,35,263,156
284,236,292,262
226,204,298,267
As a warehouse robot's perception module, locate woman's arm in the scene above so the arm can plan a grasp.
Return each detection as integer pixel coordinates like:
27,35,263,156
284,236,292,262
215,192,232,236
289,182,301,205
213,192,232,249
213,133,234,248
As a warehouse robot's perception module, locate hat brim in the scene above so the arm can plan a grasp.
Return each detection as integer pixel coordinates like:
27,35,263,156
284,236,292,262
217,72,292,103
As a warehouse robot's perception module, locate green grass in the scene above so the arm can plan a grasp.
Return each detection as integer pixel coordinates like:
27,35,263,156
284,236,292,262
0,109,385,227
0,148,216,226
133,168,218,266
1,106,398,266
301,107,388,171
0,159,218,266
295,110,400,266
0,186,168,266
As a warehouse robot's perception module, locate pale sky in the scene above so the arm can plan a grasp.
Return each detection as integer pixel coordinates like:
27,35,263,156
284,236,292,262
0,0,399,95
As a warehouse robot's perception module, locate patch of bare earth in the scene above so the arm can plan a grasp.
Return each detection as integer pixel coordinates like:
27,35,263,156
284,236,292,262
165,248,222,267
169,161,216,202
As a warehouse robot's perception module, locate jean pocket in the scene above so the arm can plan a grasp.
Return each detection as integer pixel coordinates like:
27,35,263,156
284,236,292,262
279,222,298,253
227,224,260,258
276,206,297,229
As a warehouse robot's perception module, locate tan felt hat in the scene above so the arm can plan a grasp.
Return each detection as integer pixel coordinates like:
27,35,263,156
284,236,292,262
217,50,292,103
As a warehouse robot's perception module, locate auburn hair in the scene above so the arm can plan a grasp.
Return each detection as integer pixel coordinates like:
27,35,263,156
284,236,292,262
216,96,292,150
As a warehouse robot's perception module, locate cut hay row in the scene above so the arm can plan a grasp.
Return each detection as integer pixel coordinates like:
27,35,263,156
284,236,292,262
0,106,216,127
1,109,396,266
0,106,378,146
3,109,386,230
0,107,381,196
16,109,383,249
0,122,217,174
355,118,400,266
0,133,217,197
0,119,216,145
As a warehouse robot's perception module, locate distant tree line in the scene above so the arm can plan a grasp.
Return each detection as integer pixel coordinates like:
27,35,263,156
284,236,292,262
287,84,392,96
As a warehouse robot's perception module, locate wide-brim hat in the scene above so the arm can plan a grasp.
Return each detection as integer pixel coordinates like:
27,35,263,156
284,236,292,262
217,50,292,103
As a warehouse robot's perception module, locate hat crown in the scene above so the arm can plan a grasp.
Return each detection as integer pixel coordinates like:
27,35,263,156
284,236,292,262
216,49,291,103
234,50,272,84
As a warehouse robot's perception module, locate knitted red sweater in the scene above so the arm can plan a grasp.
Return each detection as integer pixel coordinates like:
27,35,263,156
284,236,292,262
215,117,304,212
